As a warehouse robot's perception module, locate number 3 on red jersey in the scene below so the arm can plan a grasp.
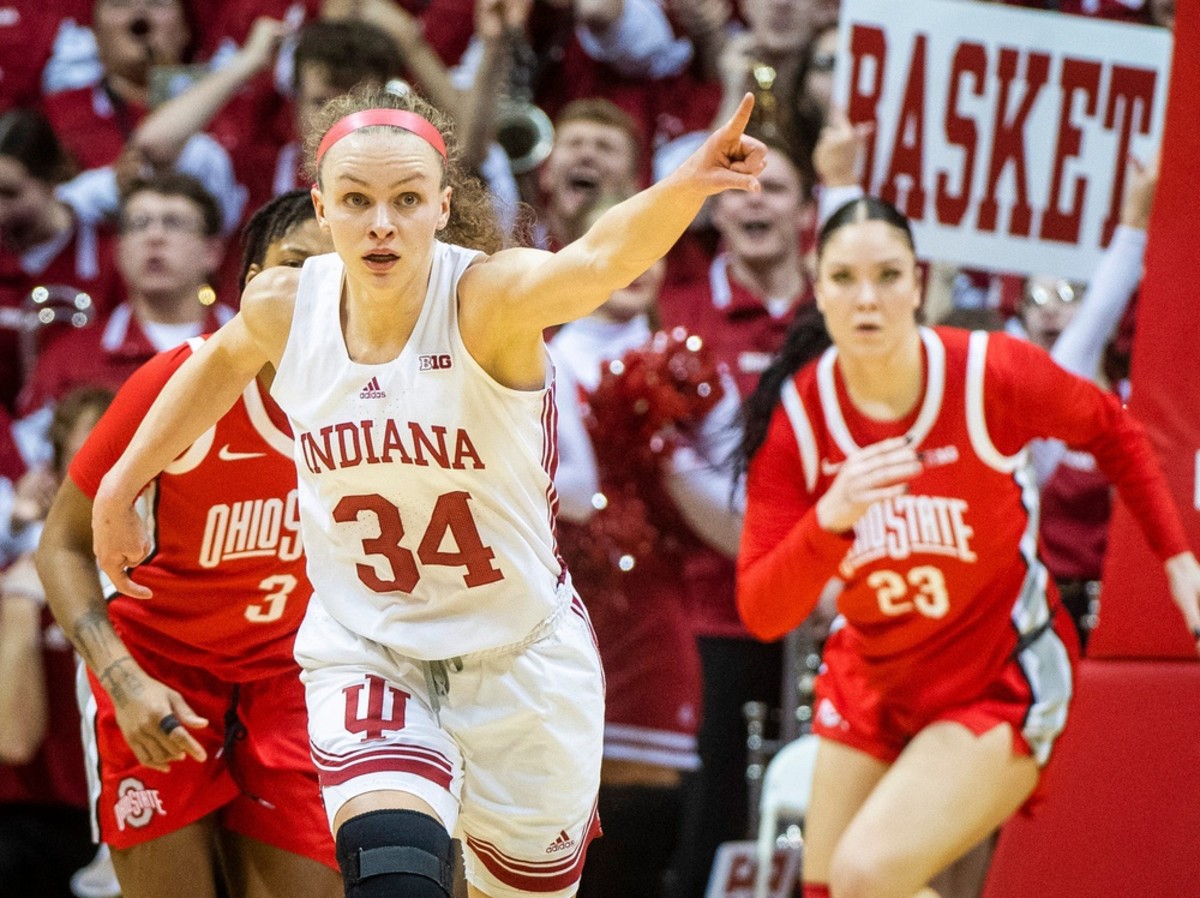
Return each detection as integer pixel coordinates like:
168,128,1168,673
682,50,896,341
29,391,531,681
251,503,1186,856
333,490,505,592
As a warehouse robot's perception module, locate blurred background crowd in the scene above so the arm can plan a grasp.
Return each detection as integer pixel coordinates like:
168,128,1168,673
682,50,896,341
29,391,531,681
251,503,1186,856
0,0,1177,895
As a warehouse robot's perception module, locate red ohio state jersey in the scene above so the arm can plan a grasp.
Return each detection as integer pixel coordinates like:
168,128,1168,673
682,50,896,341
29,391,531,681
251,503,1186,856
70,339,308,681
739,327,1187,702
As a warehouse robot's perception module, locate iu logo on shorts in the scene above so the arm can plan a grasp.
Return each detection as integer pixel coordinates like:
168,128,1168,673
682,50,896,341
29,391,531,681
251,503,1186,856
343,674,409,742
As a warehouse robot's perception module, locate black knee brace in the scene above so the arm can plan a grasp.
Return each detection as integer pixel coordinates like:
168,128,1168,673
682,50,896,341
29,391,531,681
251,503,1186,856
335,809,454,897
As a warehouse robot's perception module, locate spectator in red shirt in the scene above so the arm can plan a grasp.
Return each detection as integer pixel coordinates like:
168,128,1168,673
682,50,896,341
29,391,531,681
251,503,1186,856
511,0,718,184
41,0,246,235
661,140,814,397
0,0,93,109
193,0,466,65
0,108,123,414
706,0,831,148
43,0,194,171
194,0,319,60
136,17,412,235
21,172,232,417
533,98,643,248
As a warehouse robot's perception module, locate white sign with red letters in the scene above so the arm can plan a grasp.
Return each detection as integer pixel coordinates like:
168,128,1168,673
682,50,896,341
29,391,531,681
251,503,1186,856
705,841,801,898
832,0,1172,280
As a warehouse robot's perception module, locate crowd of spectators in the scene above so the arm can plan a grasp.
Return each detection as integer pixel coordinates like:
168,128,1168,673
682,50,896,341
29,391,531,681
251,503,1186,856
0,0,1177,896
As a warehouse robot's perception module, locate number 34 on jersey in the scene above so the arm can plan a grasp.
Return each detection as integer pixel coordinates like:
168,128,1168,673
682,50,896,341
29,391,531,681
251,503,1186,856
333,490,504,594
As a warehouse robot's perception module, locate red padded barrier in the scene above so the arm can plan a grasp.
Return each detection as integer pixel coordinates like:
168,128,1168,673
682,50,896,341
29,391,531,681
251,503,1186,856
983,660,1200,897
1092,3,1200,660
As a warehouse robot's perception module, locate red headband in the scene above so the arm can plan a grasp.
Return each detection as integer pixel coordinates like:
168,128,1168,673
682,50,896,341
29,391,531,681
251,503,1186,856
316,109,447,165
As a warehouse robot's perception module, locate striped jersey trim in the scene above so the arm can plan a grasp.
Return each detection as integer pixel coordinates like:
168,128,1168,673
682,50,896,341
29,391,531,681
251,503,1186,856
466,799,600,892
965,330,1025,473
781,378,819,493
309,741,454,789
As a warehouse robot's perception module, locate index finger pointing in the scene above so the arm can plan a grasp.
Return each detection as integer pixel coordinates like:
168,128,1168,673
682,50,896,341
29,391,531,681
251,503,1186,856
722,92,756,140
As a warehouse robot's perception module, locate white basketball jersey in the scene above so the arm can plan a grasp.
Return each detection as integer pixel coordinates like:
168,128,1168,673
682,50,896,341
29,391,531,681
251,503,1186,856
272,244,566,658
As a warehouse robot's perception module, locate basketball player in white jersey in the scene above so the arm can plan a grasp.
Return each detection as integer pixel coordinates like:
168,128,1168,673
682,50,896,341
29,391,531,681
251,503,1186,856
87,85,768,898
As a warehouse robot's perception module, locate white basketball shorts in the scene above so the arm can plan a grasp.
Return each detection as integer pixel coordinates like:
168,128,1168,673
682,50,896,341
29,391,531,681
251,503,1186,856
294,591,605,898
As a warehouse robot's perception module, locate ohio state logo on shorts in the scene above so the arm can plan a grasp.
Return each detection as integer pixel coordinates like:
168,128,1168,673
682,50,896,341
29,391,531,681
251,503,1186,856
114,777,166,831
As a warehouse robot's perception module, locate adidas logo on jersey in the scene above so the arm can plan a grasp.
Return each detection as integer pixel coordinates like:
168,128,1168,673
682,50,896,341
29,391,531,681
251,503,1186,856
359,377,386,399
545,830,575,854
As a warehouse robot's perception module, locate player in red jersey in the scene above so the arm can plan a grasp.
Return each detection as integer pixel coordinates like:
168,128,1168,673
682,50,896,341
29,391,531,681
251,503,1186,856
736,196,1200,898
35,190,340,898
0,108,122,412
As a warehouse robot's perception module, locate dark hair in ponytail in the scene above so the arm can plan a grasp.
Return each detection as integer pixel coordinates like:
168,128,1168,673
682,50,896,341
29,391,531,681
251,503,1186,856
734,195,915,476
733,305,831,481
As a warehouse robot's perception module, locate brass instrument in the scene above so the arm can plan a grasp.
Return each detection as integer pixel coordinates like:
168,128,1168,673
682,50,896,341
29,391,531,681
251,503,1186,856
749,59,781,140
495,27,554,175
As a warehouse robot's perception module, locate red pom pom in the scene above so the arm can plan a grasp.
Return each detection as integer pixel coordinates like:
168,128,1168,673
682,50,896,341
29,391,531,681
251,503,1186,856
561,329,727,590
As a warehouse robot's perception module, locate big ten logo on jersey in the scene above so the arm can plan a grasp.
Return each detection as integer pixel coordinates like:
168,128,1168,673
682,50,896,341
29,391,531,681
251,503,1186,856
200,489,302,568
839,494,977,579
418,353,452,371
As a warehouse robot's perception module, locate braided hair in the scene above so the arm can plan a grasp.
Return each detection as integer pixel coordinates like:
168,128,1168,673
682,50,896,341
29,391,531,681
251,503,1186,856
239,190,316,289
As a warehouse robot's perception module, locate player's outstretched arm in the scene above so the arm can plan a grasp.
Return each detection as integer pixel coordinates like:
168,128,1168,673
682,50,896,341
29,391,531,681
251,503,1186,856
466,93,768,333
92,269,295,595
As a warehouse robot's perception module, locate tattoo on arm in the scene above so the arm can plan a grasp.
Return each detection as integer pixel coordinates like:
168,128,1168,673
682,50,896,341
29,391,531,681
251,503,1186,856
73,603,145,707
72,604,117,671
99,656,142,706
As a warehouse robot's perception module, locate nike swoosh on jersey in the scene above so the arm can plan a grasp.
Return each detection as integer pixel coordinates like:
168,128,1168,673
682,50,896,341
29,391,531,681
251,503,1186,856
218,445,267,461
820,459,843,477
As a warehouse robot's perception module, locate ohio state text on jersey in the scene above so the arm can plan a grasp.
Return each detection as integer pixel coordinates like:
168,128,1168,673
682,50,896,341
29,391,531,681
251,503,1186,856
70,340,309,681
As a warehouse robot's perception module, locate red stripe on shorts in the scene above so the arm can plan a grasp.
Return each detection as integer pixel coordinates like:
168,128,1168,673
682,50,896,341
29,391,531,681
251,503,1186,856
465,801,601,892
311,743,454,789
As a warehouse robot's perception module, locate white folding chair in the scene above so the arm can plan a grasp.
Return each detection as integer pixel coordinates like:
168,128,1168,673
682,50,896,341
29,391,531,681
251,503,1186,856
71,844,121,898
753,733,820,898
